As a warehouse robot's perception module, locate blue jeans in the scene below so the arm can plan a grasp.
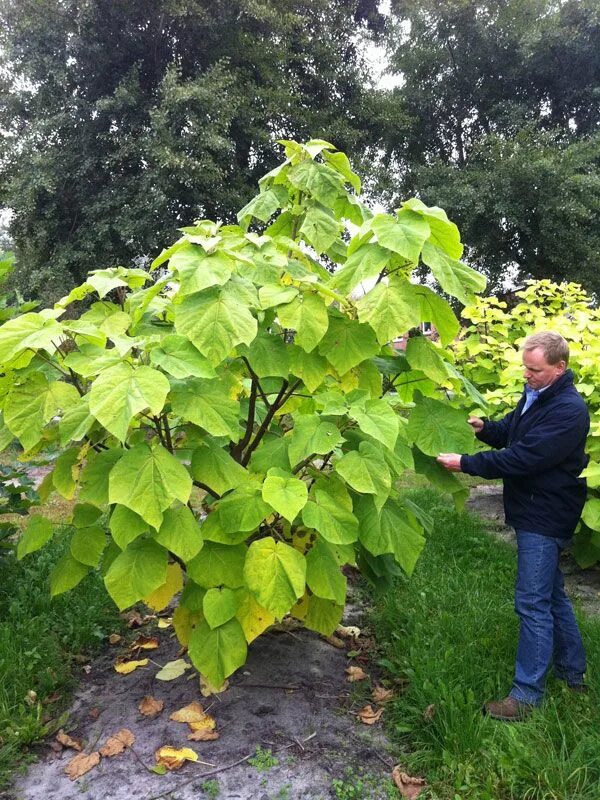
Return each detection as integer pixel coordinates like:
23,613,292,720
510,530,586,706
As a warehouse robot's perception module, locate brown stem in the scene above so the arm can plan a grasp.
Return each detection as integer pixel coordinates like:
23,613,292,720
192,479,221,500
231,375,258,461
241,380,300,466
241,356,270,408
161,414,173,452
152,416,166,447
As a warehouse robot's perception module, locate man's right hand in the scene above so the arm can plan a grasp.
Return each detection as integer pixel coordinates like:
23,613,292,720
468,416,484,433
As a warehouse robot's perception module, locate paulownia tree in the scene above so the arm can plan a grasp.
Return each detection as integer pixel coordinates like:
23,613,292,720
0,140,486,688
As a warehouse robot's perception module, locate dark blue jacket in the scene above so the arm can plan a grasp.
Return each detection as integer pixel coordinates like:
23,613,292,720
460,370,589,537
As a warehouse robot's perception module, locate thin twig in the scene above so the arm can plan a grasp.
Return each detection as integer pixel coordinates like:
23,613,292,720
144,753,253,800
235,682,300,691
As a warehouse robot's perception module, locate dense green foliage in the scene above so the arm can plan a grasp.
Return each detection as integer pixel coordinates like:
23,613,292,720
372,489,600,800
0,140,486,687
455,280,600,566
0,0,384,302
377,0,600,293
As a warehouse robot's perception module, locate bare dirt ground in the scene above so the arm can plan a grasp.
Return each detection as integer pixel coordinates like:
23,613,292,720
11,603,395,800
466,484,600,616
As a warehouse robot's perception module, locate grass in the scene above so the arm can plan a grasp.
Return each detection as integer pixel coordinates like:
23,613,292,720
0,528,123,788
370,488,600,800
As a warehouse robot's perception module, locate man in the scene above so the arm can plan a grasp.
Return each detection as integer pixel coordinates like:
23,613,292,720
437,331,589,721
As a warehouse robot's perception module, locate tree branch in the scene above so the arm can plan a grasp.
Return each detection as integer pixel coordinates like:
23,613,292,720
241,380,300,466
231,375,258,461
192,479,221,500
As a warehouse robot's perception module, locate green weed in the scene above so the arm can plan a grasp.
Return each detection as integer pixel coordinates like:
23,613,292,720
248,745,279,772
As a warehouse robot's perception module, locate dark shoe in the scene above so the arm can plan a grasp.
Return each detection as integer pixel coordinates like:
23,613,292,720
483,695,534,721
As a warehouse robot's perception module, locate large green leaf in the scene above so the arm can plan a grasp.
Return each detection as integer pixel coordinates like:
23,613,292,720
4,375,80,451
63,345,124,378
150,335,216,379
288,345,329,392
582,498,600,532
108,443,192,529
70,526,107,568
175,285,257,366
59,396,95,446
305,538,347,605
216,482,272,533
152,503,204,562
318,316,379,375
261,467,308,523
304,595,344,636
302,477,359,544
89,363,170,442
170,244,234,295
202,587,239,629
370,210,430,263
348,398,399,451
258,284,298,309
248,435,291,475
412,448,468,510
0,312,63,363
299,205,341,253
79,448,124,507
50,554,90,597
244,537,306,620
191,438,248,497
278,293,329,353
405,336,452,384
104,539,168,610
287,415,344,468
188,618,248,686
354,495,425,576
335,442,391,509
287,160,344,206
411,284,460,347
170,378,240,440
402,198,463,259
186,541,247,589
407,397,476,457
356,281,421,345
17,515,54,560
109,504,148,549
328,243,390,295
421,242,486,305
245,332,290,378
237,187,288,226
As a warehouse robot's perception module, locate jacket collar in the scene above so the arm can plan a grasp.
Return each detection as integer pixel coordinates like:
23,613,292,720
530,369,574,405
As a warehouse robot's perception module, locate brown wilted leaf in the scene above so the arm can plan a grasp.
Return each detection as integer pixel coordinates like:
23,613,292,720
56,729,83,752
325,634,345,649
108,633,122,645
169,702,205,724
357,704,384,725
64,751,101,780
130,634,159,651
43,691,61,705
187,729,220,742
337,625,361,638
139,696,164,718
423,703,436,721
114,658,148,675
100,729,135,757
372,685,395,705
82,665,92,674
155,746,199,771
88,708,100,720
123,610,144,628
346,665,368,682
391,766,427,799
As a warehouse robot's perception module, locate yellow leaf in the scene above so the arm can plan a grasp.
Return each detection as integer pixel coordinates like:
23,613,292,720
188,714,216,732
169,702,206,724
130,634,159,651
108,633,122,645
235,592,275,643
173,605,203,647
138,695,164,718
114,658,148,675
155,746,199,771
64,751,101,780
144,562,183,612
187,729,219,742
338,368,359,393
100,729,135,757
157,617,172,629
346,665,368,683
290,593,309,621
155,658,191,681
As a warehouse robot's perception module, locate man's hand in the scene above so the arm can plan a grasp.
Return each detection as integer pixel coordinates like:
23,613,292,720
436,453,463,472
468,415,484,433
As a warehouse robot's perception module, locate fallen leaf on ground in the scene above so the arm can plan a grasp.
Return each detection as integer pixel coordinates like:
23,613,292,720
108,633,122,645
56,729,83,751
346,665,368,682
88,708,100,720
82,665,92,674
130,634,159,651
123,611,156,628
325,634,345,649
357,704,384,725
157,617,172,629
423,703,436,721
114,658,148,675
155,746,199,771
372,686,395,704
200,675,229,696
155,658,191,681
100,728,135,757
139,696,164,718
188,714,216,732
43,691,61,705
337,625,361,638
169,702,205,724
64,751,100,780
391,766,427,799
187,729,220,742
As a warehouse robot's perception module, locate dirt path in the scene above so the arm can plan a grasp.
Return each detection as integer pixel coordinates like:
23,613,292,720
12,604,393,800
466,484,600,616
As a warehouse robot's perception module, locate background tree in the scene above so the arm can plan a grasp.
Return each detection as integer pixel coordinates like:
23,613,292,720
0,0,385,302
376,0,600,293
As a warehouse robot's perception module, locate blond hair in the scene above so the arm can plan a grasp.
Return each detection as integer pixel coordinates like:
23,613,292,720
522,331,569,365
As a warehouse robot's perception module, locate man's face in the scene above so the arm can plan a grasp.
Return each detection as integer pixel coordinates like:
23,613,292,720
522,347,566,390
